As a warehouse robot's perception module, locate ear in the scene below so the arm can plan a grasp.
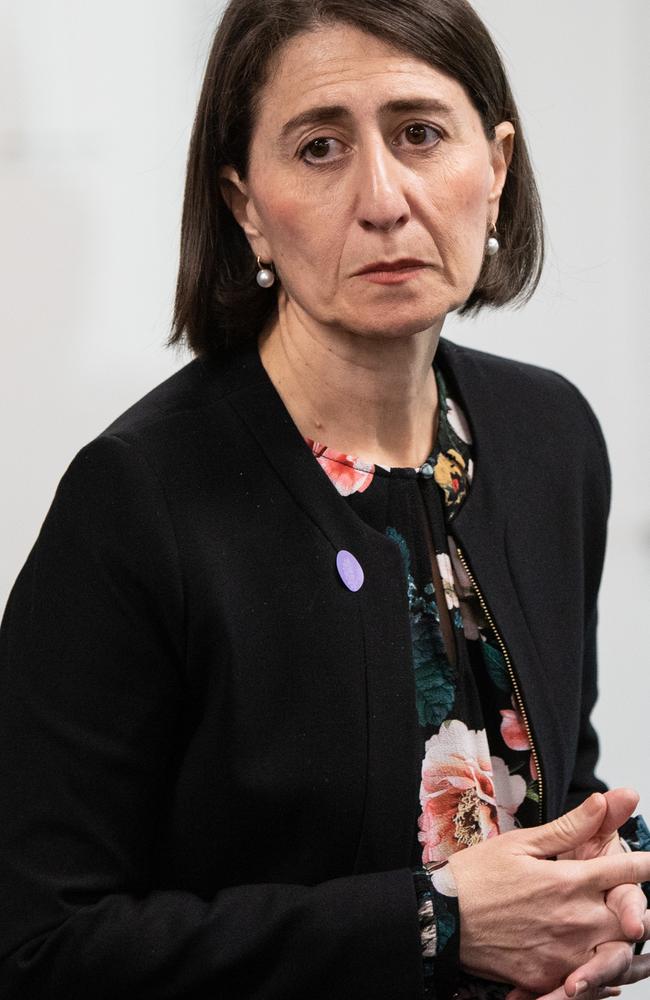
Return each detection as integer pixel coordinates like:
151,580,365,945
487,121,515,220
219,165,272,260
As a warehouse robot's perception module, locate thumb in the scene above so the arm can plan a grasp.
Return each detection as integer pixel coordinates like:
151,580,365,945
599,787,640,839
521,793,607,858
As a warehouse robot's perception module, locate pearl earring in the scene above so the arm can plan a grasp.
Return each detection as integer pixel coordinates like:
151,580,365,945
486,225,500,257
256,256,276,288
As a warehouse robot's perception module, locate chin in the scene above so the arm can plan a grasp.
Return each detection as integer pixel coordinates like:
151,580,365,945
338,303,450,340
337,280,475,338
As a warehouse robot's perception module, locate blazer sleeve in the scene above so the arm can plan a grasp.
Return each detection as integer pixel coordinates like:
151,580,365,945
560,603,608,812
559,382,611,814
0,435,425,1000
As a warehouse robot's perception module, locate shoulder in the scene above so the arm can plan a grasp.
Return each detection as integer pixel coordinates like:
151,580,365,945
80,342,263,470
439,336,599,422
51,344,263,524
439,339,607,462
439,339,611,510
101,345,256,440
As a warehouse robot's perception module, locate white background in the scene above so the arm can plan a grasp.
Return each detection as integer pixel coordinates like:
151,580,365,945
1,1,648,991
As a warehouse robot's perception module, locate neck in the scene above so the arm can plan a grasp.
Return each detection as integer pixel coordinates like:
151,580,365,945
258,291,444,468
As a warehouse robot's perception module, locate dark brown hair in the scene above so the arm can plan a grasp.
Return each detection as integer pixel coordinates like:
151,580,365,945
169,0,544,357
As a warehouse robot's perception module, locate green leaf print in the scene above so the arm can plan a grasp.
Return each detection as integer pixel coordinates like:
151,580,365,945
480,638,511,693
412,620,456,727
434,895,457,953
386,526,413,578
386,526,457,727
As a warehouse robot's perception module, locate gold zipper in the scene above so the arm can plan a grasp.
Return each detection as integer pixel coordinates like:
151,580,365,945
455,544,544,825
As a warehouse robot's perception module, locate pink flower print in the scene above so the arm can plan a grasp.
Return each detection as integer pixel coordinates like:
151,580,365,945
304,439,375,496
418,720,500,864
499,702,531,752
417,720,526,864
500,699,538,787
491,755,527,833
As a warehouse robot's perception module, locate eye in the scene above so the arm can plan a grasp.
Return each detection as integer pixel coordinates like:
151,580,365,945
299,136,348,165
394,122,443,149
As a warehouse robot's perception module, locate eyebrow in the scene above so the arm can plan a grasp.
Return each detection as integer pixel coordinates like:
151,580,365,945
278,98,458,144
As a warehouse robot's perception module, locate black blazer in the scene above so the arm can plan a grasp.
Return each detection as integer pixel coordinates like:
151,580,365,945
0,337,610,999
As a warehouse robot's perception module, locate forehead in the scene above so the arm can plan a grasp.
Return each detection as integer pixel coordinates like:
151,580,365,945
255,22,477,132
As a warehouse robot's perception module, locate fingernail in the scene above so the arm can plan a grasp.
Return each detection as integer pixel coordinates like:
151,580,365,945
573,981,589,997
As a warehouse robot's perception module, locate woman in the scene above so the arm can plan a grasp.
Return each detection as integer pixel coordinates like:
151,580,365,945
0,1,648,998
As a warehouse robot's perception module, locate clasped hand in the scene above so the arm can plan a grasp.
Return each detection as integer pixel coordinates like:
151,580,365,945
446,788,649,1000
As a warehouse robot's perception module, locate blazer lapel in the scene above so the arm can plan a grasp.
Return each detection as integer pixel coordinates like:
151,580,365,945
440,339,567,820
218,342,423,871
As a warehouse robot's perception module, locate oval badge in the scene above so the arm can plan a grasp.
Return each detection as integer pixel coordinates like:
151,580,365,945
336,549,364,592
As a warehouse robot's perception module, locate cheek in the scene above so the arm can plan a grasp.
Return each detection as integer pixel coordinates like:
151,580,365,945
434,166,490,244
423,162,491,278
253,176,344,282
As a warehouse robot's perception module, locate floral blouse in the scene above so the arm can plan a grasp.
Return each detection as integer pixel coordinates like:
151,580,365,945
305,364,649,998
304,366,538,999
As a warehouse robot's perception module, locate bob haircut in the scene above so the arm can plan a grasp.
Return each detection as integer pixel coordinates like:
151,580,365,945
169,0,544,357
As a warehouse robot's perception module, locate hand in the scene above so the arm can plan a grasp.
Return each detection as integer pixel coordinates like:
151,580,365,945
505,914,650,1000
559,788,648,1000
559,789,645,933
505,938,650,1000
446,792,650,994
505,788,650,1000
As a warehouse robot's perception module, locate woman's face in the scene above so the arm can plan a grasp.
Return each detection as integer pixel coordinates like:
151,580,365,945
222,23,514,340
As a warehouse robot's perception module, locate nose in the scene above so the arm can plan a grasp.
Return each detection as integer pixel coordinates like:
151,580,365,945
354,139,411,233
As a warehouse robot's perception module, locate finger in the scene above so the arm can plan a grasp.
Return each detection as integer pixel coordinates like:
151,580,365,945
606,882,647,940
528,986,568,999
532,985,577,999
599,788,641,839
533,983,621,1000
634,908,650,943
588,850,650,891
522,793,607,858
563,940,633,997
560,988,621,1000
510,989,621,1000
614,950,650,986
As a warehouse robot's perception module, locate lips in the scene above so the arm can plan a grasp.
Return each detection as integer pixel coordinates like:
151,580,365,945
356,258,427,275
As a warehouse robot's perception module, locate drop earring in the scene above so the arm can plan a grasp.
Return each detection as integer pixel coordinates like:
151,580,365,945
486,224,500,257
256,256,276,288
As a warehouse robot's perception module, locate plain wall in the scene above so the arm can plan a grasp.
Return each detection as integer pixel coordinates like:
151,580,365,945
1,1,648,991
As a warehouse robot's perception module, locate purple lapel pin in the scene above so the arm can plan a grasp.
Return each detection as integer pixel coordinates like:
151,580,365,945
336,549,364,592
